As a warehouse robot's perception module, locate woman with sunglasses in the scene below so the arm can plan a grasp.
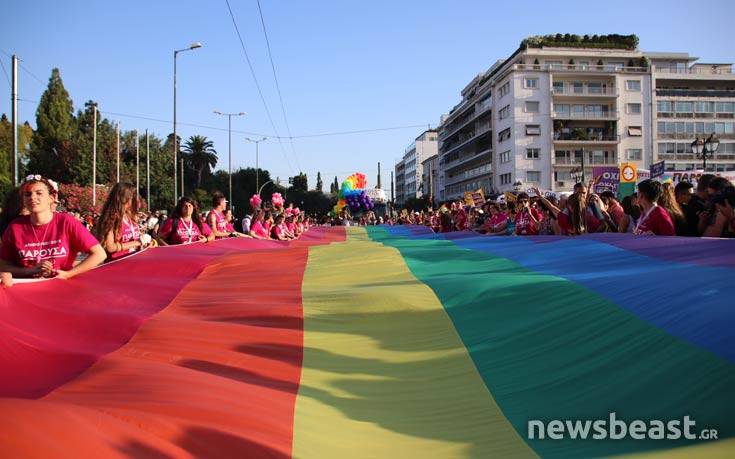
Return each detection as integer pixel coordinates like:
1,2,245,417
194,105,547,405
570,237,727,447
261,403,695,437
0,175,106,280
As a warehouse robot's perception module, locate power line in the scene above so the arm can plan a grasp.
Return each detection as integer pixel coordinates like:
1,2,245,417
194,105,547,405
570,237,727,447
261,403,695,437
16,97,431,140
18,62,47,87
223,0,295,174
255,0,301,171
0,58,10,87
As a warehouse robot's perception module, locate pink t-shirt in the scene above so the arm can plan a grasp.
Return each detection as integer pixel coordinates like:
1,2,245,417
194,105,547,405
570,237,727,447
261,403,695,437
225,222,235,232
514,208,542,235
110,217,142,260
634,205,675,236
271,224,285,239
286,221,296,234
251,220,269,238
0,213,99,271
160,218,212,245
484,213,508,231
207,210,228,237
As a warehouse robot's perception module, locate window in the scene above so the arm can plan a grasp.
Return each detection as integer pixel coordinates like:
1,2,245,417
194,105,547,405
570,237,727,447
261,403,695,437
716,102,734,113
525,101,540,113
499,105,511,120
572,81,583,94
554,104,570,114
658,101,673,113
498,81,510,98
587,82,602,94
500,173,512,185
626,80,641,91
526,124,541,135
627,149,642,161
674,101,693,114
526,148,540,159
546,60,563,70
500,150,512,163
696,101,715,113
498,128,511,142
627,103,642,114
524,78,539,89
552,81,564,93
628,126,642,136
527,171,541,182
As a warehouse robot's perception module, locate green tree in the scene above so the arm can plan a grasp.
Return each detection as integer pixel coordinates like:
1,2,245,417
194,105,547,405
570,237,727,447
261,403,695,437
333,176,339,193
28,68,75,180
291,172,308,192
0,116,34,199
181,135,217,189
316,171,323,192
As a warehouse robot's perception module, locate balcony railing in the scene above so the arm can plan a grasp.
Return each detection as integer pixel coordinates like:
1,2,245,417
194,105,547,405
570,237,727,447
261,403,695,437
658,132,735,140
552,111,618,120
553,133,620,142
514,63,648,73
552,87,618,96
554,156,618,165
656,89,735,97
655,67,732,75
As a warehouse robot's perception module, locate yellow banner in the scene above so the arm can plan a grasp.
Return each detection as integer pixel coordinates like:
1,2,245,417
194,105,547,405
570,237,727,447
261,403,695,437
620,163,638,183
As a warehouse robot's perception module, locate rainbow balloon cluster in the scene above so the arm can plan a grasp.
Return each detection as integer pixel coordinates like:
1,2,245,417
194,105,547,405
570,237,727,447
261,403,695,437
333,172,374,214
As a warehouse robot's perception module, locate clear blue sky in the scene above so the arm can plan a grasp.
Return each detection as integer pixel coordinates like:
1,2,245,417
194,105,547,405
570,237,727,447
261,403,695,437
2,0,733,190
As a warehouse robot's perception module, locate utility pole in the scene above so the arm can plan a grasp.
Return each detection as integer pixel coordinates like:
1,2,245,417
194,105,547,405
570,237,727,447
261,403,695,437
377,162,381,188
180,158,185,199
135,130,140,197
116,121,120,182
92,105,97,207
146,129,150,210
11,55,18,186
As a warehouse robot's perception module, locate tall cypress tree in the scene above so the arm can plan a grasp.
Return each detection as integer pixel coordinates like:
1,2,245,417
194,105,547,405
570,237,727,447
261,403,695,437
28,68,75,180
316,171,323,192
333,176,339,193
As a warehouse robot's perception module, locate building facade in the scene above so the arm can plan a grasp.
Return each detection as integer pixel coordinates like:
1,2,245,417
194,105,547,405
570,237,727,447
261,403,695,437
435,37,734,197
420,153,439,203
394,159,405,206
397,129,438,204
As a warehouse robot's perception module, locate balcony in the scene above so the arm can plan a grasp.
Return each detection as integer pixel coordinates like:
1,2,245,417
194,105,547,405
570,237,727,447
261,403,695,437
656,89,735,98
514,63,647,74
553,155,618,166
552,111,618,120
552,87,618,97
553,132,620,144
658,132,735,140
655,67,732,75
444,148,492,172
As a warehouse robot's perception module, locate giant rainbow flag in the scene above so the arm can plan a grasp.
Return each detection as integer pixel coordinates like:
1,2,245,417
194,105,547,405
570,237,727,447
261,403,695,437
1,226,734,458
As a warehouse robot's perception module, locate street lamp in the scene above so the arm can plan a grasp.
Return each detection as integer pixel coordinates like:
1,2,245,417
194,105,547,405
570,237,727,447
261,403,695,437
173,41,202,205
245,137,268,193
691,133,720,171
214,110,246,209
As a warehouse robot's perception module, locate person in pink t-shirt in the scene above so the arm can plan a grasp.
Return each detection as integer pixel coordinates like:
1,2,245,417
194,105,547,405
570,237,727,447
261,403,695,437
270,214,292,240
223,208,249,237
249,210,270,239
207,191,231,239
95,182,155,261
634,179,675,236
514,193,542,235
0,175,106,280
158,197,214,245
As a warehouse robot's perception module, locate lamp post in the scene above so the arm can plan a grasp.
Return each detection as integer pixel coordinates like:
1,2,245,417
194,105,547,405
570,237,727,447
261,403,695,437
245,137,268,193
258,180,273,197
214,111,245,208
691,133,720,171
173,41,202,205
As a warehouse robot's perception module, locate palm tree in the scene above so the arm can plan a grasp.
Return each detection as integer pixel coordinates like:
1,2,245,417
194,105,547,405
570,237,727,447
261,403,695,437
182,135,218,188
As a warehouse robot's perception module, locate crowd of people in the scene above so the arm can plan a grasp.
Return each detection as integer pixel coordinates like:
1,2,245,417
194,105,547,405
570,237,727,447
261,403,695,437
0,173,732,288
388,176,735,238
0,175,314,287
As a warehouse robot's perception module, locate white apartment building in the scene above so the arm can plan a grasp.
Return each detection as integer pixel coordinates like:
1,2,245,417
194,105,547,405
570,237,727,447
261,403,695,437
394,159,406,205
649,56,735,173
397,129,438,204
436,35,734,196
